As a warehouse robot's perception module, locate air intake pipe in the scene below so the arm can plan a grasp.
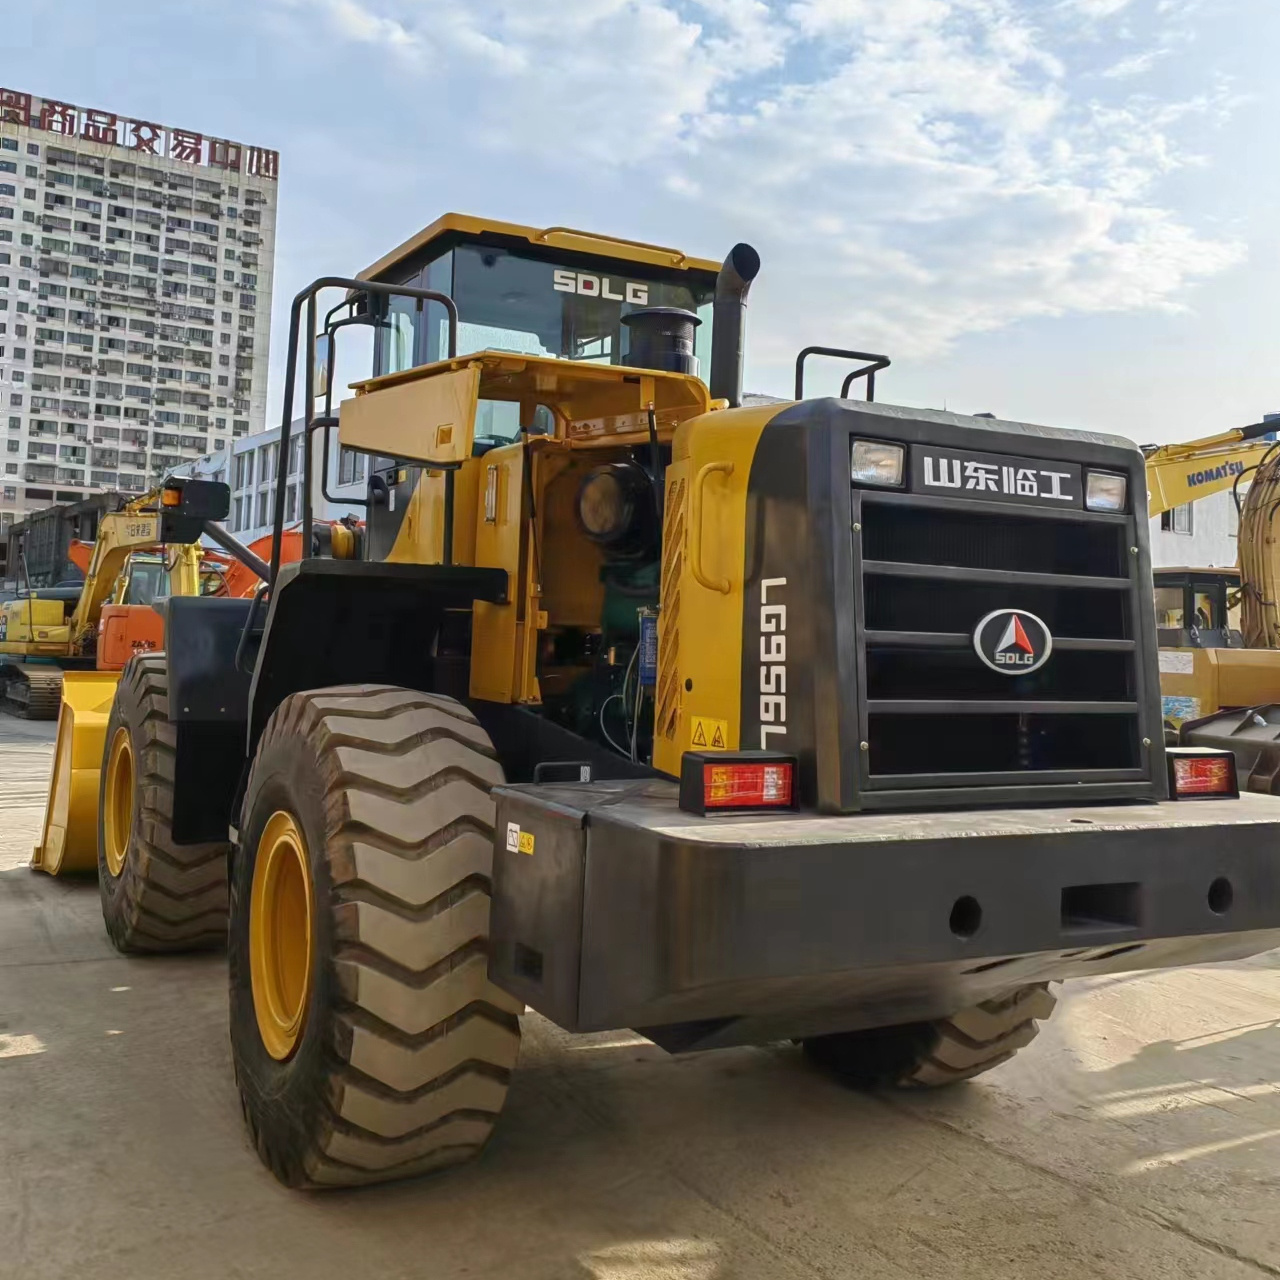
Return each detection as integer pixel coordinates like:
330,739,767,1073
708,242,761,408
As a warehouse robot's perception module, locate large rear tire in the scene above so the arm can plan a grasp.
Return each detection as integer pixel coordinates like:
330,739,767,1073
97,654,230,952
229,685,523,1189
803,985,1057,1089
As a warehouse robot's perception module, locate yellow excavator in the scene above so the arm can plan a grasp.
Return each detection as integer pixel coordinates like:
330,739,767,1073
1143,421,1280,728
0,489,208,718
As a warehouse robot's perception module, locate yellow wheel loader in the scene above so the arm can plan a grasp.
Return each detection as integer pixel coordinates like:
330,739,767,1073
91,214,1280,1188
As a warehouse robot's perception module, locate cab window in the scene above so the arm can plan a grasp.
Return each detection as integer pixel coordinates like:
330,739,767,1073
1154,587,1184,629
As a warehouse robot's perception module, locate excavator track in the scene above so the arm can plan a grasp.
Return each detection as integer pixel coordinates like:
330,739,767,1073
1,665,64,720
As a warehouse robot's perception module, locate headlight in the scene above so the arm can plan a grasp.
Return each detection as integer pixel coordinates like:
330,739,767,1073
575,461,658,556
577,467,631,540
1085,470,1128,512
851,439,905,488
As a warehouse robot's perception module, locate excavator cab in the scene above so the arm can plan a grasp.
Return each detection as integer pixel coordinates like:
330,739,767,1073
1153,568,1242,649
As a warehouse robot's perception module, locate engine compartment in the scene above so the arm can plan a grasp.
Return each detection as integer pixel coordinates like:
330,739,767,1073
534,443,665,764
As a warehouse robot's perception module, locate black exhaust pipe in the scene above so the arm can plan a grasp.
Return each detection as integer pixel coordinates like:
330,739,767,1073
709,242,761,408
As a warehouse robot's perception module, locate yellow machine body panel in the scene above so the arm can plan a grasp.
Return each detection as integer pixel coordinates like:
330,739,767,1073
651,402,790,774
470,442,527,703
0,598,72,651
1159,647,1280,728
31,670,122,875
340,362,482,466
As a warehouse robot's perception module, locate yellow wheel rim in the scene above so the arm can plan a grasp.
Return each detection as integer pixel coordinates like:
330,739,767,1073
249,811,315,1062
103,726,134,878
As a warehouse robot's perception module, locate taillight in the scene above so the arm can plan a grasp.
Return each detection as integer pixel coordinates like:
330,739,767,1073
679,751,798,815
1167,749,1238,800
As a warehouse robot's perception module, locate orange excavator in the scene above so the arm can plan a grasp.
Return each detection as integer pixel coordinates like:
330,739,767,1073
72,528,290,673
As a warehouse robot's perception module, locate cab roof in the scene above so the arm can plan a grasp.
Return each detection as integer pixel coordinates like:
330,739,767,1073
1154,566,1241,578
357,213,723,283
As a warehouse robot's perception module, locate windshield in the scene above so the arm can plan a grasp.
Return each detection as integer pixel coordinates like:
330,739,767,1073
124,559,168,605
377,245,715,441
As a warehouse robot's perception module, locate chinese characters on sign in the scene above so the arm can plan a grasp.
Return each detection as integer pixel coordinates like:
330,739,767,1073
912,448,1082,508
923,456,1075,501
0,87,278,180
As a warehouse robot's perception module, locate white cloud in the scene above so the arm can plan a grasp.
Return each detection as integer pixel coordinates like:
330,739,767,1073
1101,49,1170,78
271,0,1244,371
1059,0,1133,15
322,0,416,47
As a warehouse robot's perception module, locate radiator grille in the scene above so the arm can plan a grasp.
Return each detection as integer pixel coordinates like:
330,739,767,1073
857,492,1145,794
656,474,687,742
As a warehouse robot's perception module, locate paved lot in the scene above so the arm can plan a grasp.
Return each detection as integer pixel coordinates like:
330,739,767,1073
3,717,1280,1279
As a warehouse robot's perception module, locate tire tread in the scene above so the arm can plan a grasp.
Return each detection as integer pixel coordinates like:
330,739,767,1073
99,654,229,953
231,684,520,1190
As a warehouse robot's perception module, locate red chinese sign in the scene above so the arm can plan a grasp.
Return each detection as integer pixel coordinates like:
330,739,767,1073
0,87,278,180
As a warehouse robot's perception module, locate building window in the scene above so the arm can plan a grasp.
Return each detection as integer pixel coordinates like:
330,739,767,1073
256,489,269,527
1229,489,1248,538
285,483,297,523
338,447,366,486
257,442,277,482
1161,504,1193,535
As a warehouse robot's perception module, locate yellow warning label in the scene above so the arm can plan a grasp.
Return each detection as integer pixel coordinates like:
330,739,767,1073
518,831,535,855
690,716,729,751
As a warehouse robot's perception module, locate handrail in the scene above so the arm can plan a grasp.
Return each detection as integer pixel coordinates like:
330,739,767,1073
272,277,459,588
794,346,891,402
690,461,733,594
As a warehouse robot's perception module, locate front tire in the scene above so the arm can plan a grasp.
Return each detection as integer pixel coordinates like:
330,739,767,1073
97,655,230,952
229,685,523,1189
803,985,1057,1089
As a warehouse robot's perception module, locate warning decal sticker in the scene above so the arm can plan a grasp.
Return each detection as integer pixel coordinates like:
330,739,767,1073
505,821,536,855
691,716,729,750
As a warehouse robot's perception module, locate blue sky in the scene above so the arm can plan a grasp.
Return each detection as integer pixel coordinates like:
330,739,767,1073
4,0,1276,443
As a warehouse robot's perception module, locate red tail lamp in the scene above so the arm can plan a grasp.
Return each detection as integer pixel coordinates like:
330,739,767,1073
679,751,798,816
1166,748,1238,800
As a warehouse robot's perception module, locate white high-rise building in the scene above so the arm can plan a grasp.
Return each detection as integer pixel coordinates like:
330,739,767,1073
0,86,279,541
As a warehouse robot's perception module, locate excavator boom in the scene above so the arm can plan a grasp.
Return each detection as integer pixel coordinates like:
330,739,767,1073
1144,420,1277,518
1146,419,1274,519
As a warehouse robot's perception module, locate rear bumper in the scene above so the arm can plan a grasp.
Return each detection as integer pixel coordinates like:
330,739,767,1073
490,781,1280,1051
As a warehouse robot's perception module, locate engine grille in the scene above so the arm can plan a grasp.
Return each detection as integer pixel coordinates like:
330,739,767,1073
656,473,687,743
856,490,1149,800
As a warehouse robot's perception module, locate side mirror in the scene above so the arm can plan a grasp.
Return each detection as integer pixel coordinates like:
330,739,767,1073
312,333,332,401
160,477,231,544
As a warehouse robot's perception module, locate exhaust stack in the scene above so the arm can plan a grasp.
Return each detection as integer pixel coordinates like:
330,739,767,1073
708,242,761,408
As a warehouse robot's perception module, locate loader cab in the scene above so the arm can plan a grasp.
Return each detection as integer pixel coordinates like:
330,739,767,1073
351,215,722,561
362,215,721,436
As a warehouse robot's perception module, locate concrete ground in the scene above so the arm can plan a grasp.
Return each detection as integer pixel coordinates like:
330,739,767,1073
3,719,1280,1279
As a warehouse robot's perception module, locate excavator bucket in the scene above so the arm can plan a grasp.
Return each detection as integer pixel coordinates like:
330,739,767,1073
31,671,121,876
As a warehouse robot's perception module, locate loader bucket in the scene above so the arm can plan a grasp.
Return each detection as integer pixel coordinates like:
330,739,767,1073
31,671,121,876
